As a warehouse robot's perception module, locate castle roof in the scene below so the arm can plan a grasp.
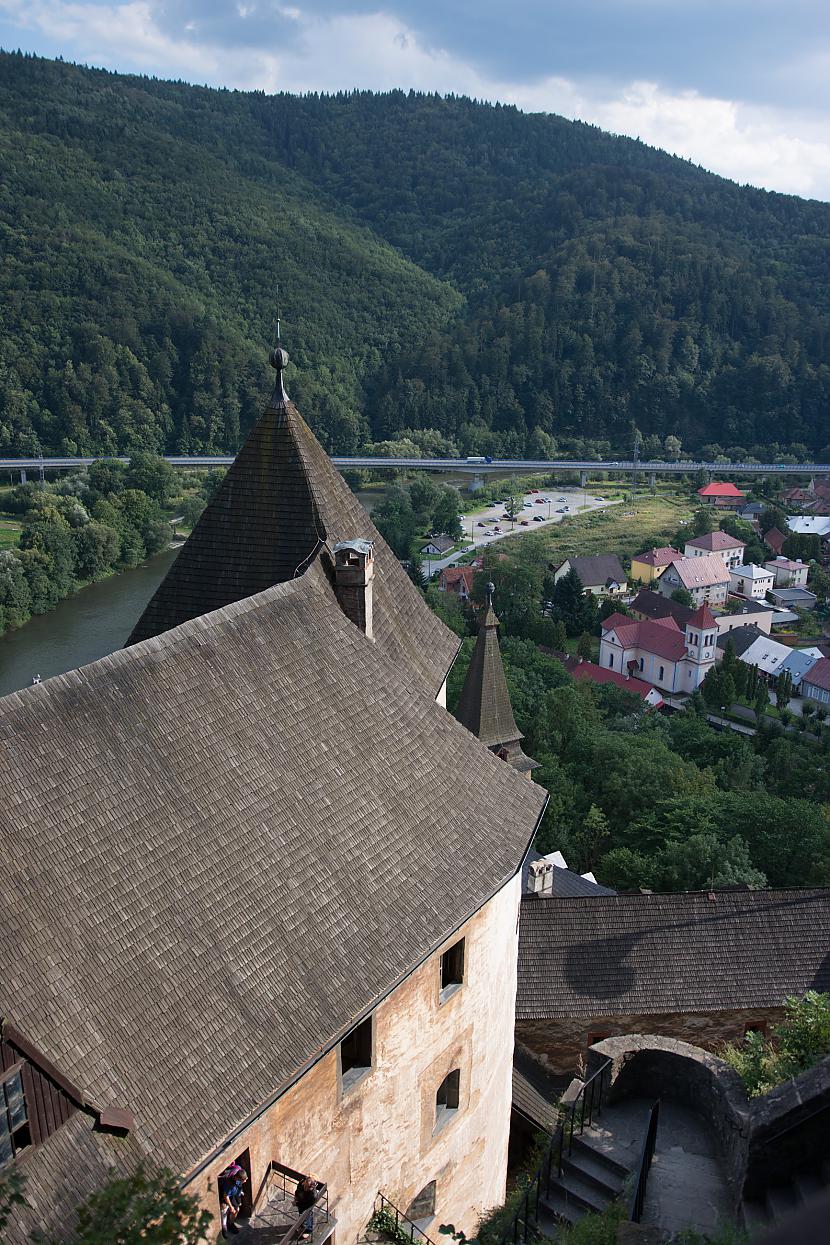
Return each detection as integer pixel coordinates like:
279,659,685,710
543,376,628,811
0,372,546,1215
518,888,830,1020
129,394,456,695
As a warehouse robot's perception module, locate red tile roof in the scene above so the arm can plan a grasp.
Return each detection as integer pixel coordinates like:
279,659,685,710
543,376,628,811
669,553,731,589
685,530,744,551
601,611,633,632
803,657,830,693
764,527,787,554
440,566,474,592
688,602,717,628
605,617,689,661
633,546,680,567
697,482,746,497
571,661,663,703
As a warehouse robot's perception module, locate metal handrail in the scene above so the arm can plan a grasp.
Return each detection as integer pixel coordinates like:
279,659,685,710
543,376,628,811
252,1162,330,1245
629,1100,660,1223
508,1058,613,1244
373,1193,438,1245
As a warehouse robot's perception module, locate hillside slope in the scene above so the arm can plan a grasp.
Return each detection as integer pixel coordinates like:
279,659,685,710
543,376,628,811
1,53,829,455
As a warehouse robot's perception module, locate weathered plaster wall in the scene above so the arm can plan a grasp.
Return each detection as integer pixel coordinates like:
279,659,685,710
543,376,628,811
517,1007,785,1078
188,875,521,1242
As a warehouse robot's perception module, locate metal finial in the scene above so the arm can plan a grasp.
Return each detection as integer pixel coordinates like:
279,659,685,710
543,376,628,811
486,581,495,604
269,301,289,403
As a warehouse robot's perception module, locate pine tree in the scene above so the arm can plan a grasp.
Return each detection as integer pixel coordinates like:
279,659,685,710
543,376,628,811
552,619,568,650
577,632,593,661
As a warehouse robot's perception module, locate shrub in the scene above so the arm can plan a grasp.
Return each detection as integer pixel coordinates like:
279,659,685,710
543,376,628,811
721,991,830,1096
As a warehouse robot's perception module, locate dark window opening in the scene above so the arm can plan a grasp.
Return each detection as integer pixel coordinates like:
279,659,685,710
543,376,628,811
0,1066,31,1170
743,1021,767,1038
440,939,465,1002
407,1181,437,1221
587,1031,612,1048
340,1017,373,1091
435,1069,460,1130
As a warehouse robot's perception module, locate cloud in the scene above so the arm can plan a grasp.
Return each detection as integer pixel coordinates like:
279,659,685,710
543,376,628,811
1,0,829,200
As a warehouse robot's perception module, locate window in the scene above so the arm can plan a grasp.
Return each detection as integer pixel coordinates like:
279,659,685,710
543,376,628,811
339,1016,373,1092
638,657,644,671
587,1031,612,1047
658,666,664,682
608,653,614,668
743,1021,767,1038
435,1070,460,1130
439,939,465,1003
407,1182,437,1221
0,1066,30,1169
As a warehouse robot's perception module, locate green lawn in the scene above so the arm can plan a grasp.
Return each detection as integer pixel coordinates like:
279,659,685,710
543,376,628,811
0,517,21,550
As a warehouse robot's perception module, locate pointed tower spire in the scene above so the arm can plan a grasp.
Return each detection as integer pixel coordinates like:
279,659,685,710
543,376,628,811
455,584,538,779
269,306,289,404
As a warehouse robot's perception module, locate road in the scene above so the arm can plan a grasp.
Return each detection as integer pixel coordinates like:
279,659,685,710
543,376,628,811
1,454,827,476
422,487,618,575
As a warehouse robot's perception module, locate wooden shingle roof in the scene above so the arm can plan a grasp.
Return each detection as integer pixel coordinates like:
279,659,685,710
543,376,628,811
456,595,522,748
517,889,830,1020
128,395,457,695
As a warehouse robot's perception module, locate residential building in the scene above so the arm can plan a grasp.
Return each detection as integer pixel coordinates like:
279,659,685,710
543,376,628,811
763,527,787,556
630,546,679,583
801,658,830,706
421,534,455,556
438,566,475,599
729,563,775,600
737,502,765,523
0,347,546,1244
560,655,664,708
786,516,830,538
696,482,746,509
778,648,822,690
715,598,774,636
738,634,793,681
765,557,809,589
684,530,745,568
781,478,830,513
629,590,693,627
770,587,818,610
599,603,717,694
716,625,765,660
552,554,627,597
516,889,830,1076
657,555,730,606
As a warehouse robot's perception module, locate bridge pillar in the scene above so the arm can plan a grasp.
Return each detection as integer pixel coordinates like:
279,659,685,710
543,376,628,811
469,472,485,491
648,471,657,490
579,469,588,487
19,469,26,484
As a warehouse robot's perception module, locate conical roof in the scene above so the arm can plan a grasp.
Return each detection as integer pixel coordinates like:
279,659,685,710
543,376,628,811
455,588,522,748
128,388,459,694
688,602,717,629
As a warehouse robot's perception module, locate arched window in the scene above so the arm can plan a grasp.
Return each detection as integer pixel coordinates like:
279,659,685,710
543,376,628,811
658,666,664,682
435,1069,460,1130
639,657,644,671
608,653,614,668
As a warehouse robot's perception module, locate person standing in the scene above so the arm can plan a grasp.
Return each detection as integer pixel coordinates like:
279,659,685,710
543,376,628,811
294,1174,319,1240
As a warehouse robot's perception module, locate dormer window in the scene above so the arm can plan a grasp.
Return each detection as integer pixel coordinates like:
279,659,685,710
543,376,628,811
0,1065,30,1168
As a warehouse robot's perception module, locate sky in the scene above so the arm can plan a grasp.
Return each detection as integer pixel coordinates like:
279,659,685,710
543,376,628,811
2,0,829,200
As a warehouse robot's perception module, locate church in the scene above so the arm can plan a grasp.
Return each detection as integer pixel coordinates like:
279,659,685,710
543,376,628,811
0,345,545,1242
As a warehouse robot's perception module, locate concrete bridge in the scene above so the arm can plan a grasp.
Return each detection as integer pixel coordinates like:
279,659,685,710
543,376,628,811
1,454,826,487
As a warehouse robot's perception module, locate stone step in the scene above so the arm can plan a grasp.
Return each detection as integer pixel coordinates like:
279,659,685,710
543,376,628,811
538,1187,588,1228
570,1133,632,1179
545,1171,609,1217
560,1154,624,1200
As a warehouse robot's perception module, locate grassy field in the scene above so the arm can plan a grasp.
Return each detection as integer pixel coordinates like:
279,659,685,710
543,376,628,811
0,518,21,550
496,489,695,570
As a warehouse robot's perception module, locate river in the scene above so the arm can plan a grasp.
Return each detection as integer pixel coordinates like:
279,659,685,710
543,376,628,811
0,547,179,698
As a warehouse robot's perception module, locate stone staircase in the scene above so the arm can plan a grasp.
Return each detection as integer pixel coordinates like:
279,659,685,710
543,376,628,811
537,1133,632,1229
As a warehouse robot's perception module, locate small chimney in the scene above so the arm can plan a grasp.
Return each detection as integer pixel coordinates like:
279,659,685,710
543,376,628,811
333,539,375,639
527,858,554,897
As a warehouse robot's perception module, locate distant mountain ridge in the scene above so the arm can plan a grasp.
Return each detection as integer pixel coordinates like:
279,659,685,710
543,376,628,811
1,52,829,457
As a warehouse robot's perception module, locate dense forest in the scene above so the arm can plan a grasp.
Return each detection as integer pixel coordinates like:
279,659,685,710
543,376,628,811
2,52,830,458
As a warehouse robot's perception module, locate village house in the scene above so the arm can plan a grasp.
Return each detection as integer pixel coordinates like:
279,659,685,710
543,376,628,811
787,515,830,540
765,556,810,589
763,526,787,556
696,481,746,510
629,546,679,584
683,529,745,568
515,888,830,1077
715,598,774,636
737,633,793,682
0,347,546,1244
770,586,818,611
729,563,775,600
801,657,830,706
552,554,627,597
657,554,730,606
599,603,716,694
421,534,455,556
559,655,664,709
438,565,475,600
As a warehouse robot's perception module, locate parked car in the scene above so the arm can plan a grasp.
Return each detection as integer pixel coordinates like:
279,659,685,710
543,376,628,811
533,515,543,522
477,521,487,527
534,498,545,504
520,519,530,526
494,526,502,533
530,489,539,494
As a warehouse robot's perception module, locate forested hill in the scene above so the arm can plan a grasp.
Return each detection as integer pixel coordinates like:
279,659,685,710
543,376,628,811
2,52,830,458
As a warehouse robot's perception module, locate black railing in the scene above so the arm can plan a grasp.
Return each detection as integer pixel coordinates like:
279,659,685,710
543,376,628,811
252,1161,330,1245
373,1193,438,1245
509,1058,612,1245
629,1100,660,1224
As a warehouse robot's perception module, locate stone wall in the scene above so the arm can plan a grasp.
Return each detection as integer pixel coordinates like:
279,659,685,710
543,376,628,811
185,875,522,1243
516,1007,785,1078
743,1053,830,1200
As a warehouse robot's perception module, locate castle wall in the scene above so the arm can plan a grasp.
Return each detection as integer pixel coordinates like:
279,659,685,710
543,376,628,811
188,875,522,1241
517,1006,786,1078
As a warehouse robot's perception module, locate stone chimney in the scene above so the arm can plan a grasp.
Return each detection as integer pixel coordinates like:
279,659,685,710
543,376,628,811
527,858,554,897
333,539,375,639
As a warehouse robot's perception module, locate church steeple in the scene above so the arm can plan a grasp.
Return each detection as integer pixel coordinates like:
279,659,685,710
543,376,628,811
455,584,538,779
